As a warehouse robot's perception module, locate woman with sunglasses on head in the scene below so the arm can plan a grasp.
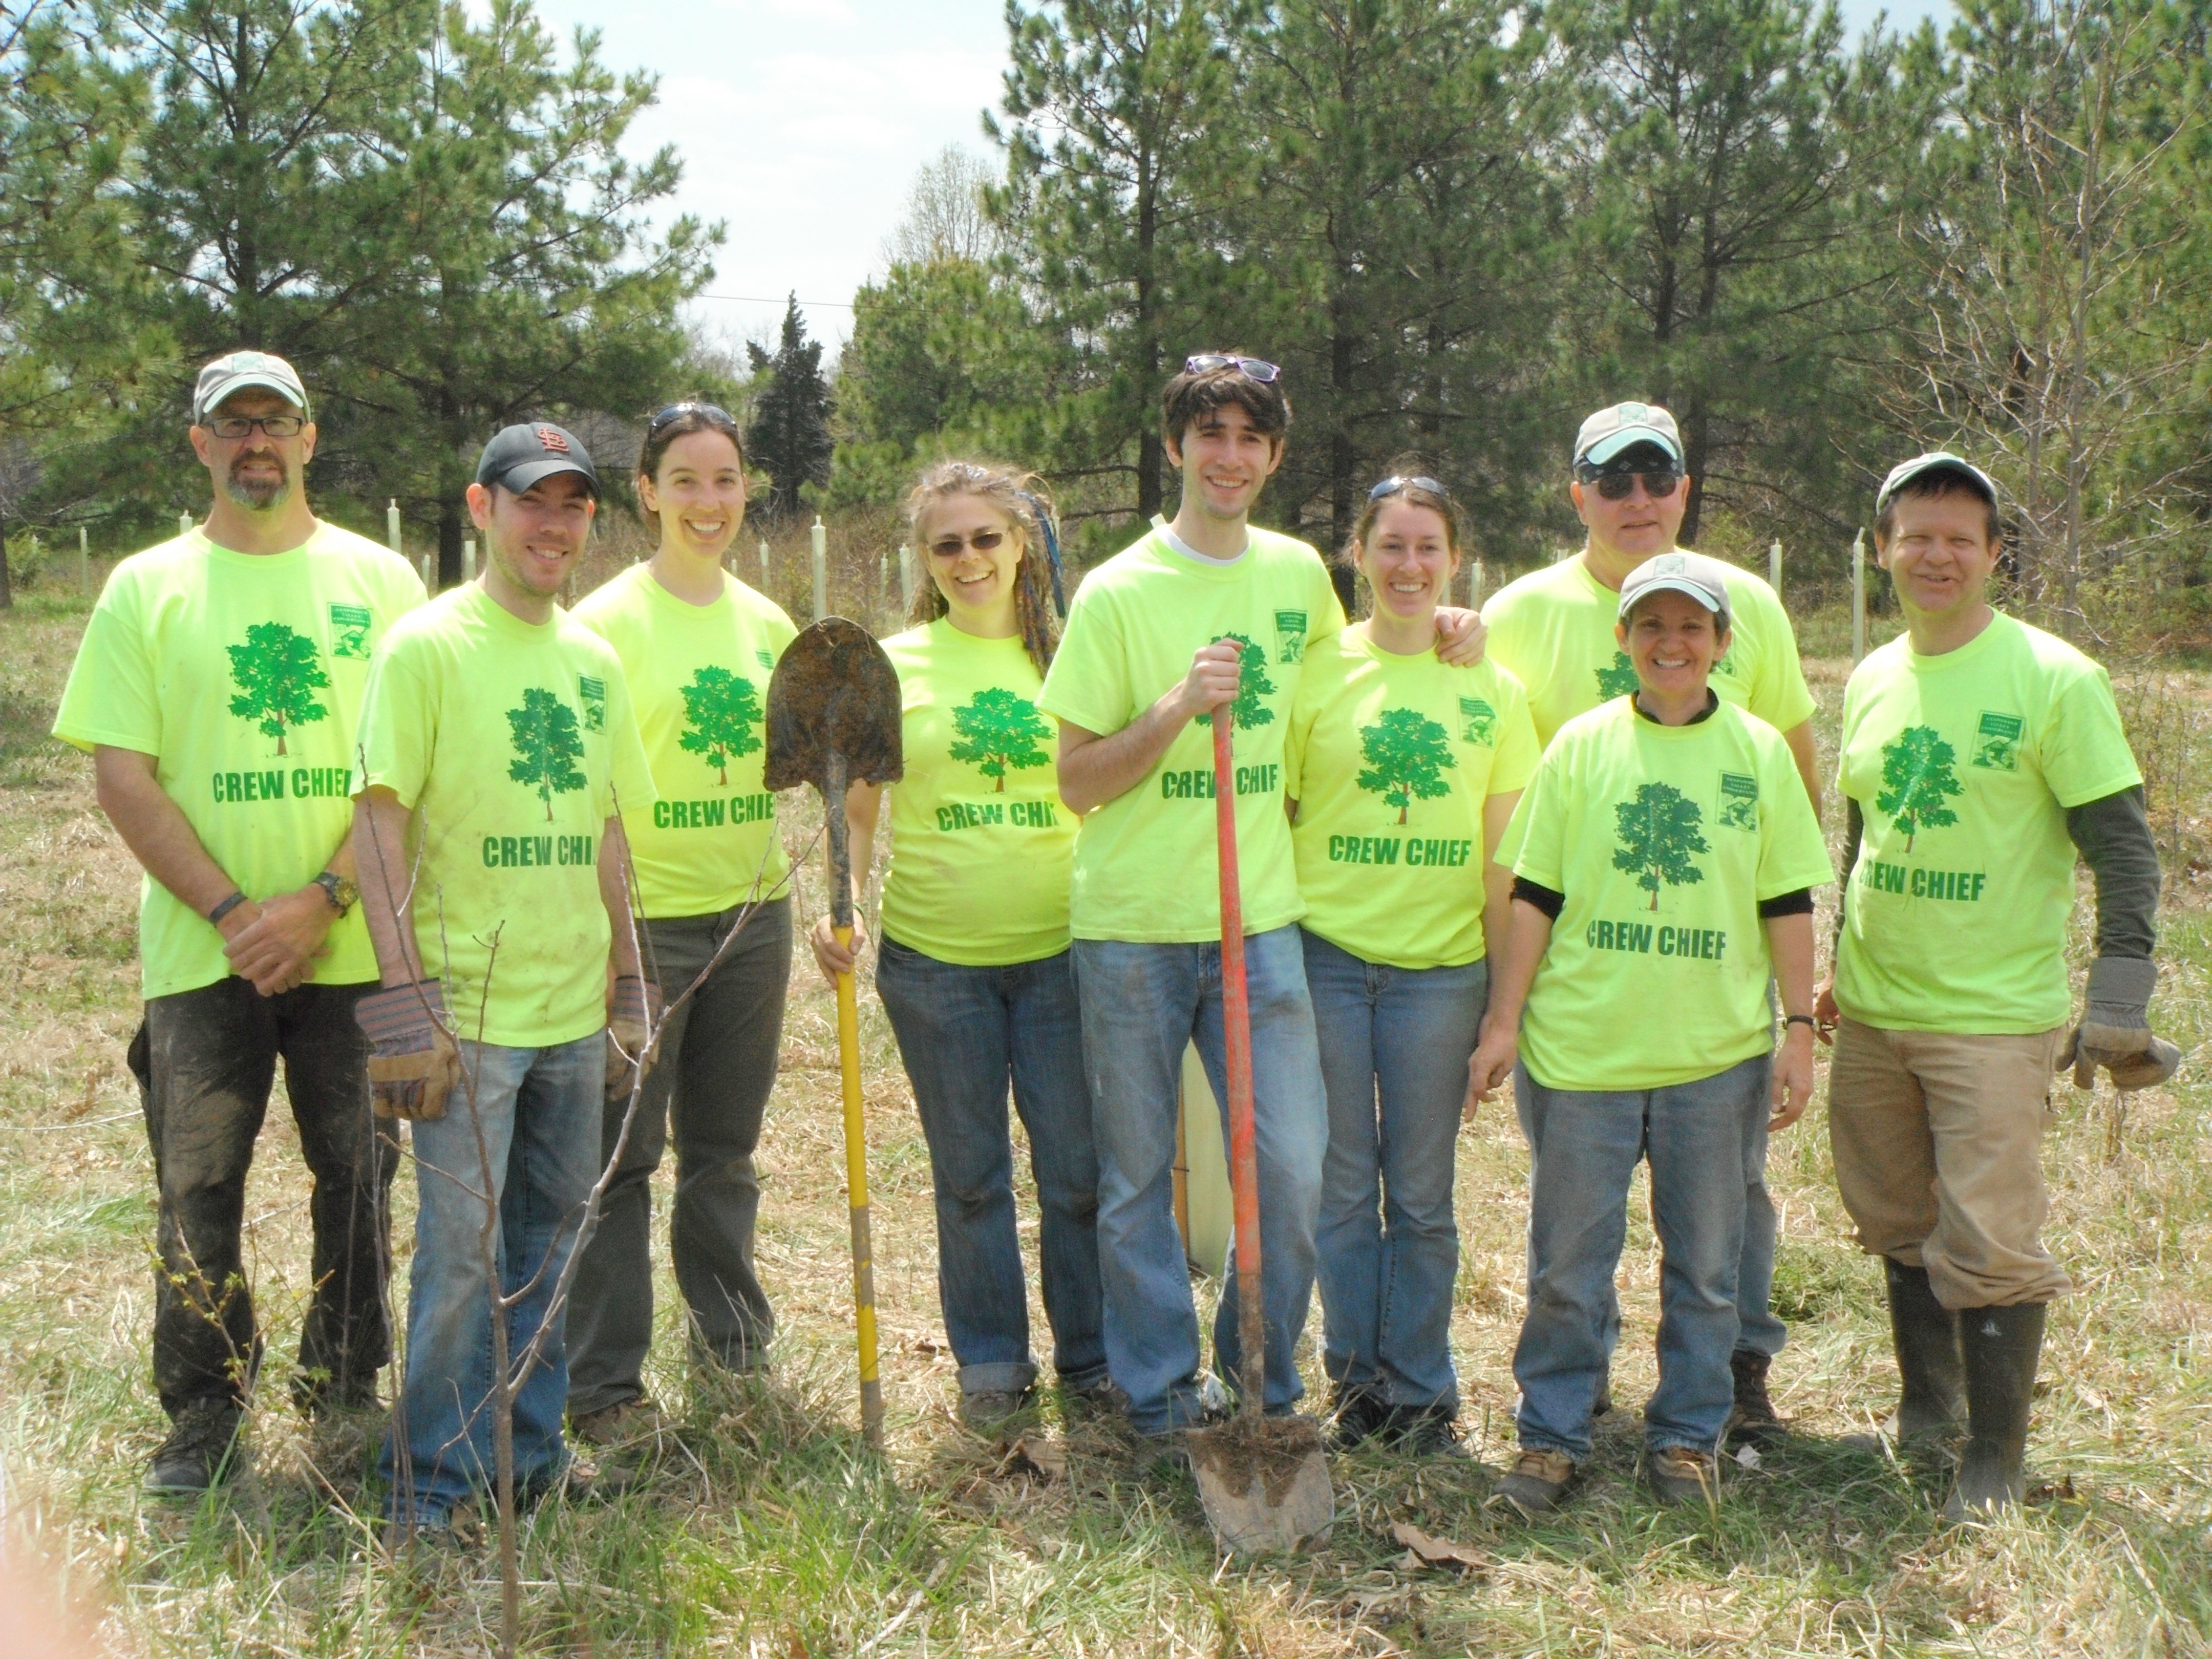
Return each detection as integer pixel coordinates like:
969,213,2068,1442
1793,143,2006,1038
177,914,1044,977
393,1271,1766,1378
809,460,1106,1431
1283,467,1540,1456
563,403,797,1472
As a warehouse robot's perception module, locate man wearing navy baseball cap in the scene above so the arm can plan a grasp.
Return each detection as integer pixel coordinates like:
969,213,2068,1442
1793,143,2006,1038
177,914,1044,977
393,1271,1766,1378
1819,451,2173,1518
351,421,658,1535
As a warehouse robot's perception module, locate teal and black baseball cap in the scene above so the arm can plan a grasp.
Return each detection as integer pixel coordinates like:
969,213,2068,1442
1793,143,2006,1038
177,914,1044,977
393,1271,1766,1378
476,422,601,498
1574,401,1683,470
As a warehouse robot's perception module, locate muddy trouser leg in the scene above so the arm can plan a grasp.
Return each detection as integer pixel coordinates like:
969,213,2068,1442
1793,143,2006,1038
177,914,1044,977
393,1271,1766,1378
134,980,281,1417
279,981,398,1403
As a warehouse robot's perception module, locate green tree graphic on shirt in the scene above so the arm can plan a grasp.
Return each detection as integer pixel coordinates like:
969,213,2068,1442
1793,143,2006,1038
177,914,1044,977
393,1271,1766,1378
507,687,588,820
1199,633,1277,730
1876,725,1964,853
949,687,1052,792
1356,708,1458,824
676,665,763,786
1612,782,1708,910
226,622,330,756
1596,650,1641,699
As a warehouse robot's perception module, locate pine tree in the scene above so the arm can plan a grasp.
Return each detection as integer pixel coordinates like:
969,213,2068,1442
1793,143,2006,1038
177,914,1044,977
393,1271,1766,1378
948,687,1053,793
1199,632,1277,731
676,665,762,787
506,686,587,820
226,620,329,755
1876,725,1963,853
1355,707,1458,824
1612,780,1708,909
746,296,833,521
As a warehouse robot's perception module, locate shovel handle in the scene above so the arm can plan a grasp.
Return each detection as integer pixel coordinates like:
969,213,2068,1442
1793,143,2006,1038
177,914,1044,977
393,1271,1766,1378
825,752,884,1448
1214,710,1265,1418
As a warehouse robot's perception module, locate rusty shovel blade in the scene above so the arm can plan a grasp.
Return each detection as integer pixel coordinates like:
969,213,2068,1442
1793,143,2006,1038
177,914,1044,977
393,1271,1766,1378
763,616,904,795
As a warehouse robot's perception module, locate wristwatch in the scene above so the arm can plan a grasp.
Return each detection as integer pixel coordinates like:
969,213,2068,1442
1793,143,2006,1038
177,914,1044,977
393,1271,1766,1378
313,870,359,918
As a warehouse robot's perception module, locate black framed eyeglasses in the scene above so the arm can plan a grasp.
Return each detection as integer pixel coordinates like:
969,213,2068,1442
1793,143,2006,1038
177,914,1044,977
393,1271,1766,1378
205,414,305,439
648,401,738,433
1184,354,1282,384
1369,474,1448,501
1576,461,1682,501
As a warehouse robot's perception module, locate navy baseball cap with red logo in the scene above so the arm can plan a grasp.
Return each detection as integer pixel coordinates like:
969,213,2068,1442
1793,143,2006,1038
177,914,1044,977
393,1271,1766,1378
476,421,601,498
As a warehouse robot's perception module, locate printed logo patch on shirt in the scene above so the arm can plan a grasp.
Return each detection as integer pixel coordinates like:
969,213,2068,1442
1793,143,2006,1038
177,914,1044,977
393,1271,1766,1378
1972,710,2023,772
328,603,373,660
226,622,330,756
1273,610,1308,665
1356,708,1458,825
577,674,606,733
1717,771,1758,832
676,666,762,786
1612,782,1708,910
756,648,776,670
949,688,1053,793
507,688,587,820
1458,696,1496,746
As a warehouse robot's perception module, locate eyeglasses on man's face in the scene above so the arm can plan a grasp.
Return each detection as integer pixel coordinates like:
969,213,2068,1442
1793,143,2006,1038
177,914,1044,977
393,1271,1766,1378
204,413,305,440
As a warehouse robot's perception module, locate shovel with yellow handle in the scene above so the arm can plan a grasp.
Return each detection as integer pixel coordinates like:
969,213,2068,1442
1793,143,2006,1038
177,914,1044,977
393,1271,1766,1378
764,617,904,1448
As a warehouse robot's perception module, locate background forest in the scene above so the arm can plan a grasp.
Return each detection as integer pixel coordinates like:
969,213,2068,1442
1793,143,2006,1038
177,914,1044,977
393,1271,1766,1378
3,0,2211,639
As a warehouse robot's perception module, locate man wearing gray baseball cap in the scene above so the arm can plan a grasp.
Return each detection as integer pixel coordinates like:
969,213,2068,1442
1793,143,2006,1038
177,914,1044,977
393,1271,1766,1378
1818,451,2174,1518
52,349,426,1493
1481,400,1823,1447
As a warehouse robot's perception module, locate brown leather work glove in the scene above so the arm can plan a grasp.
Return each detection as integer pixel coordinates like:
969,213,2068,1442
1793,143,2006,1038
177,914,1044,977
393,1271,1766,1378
605,973,664,1104
356,980,462,1120
2060,957,2181,1092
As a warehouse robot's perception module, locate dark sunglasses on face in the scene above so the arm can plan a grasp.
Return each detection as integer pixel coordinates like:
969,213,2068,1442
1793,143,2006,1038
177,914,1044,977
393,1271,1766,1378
1369,474,1449,502
205,414,304,439
1578,464,1682,501
648,401,738,433
1184,353,1282,384
928,528,1008,560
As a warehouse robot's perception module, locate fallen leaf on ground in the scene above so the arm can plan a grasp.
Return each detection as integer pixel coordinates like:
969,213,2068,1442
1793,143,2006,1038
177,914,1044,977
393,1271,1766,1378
1005,1432,1067,1480
1389,1522,1485,1571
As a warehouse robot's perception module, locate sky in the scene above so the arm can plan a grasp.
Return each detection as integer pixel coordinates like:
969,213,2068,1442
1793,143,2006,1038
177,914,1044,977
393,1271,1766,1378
525,0,1952,360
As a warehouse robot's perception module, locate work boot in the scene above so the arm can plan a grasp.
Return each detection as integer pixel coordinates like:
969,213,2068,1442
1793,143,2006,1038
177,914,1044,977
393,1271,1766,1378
1385,1405,1472,1460
143,1398,244,1495
1848,1259,1965,1452
1645,1444,1719,1507
1326,1387,1389,1453
1726,1351,1788,1447
1943,1301,2046,1522
1496,1448,1577,1518
959,1388,1033,1431
570,1398,672,1496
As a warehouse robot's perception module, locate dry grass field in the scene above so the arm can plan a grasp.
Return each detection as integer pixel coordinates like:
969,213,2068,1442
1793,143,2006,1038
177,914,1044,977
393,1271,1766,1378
1,581,2207,1656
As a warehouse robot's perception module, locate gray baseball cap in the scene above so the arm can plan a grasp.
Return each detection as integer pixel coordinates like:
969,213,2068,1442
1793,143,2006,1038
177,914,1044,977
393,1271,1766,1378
1575,401,1683,469
1618,550,1733,631
1875,451,1998,516
193,351,309,422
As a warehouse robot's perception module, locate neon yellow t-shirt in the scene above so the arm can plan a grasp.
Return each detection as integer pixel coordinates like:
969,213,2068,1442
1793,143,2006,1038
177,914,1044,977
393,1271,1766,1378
53,524,426,999
1037,526,1346,943
1285,633,1539,969
1834,613,2140,1035
1507,697,1833,1091
877,621,1075,966
354,584,656,1048
570,563,797,919
1483,552,1816,748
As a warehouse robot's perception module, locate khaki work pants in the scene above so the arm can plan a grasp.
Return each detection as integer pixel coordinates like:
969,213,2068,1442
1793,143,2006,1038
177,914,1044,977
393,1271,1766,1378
1826,1018,2071,1309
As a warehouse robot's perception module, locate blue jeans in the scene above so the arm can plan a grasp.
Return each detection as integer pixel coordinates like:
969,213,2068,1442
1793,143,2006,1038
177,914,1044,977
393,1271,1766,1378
874,937,1106,1396
1302,931,1485,1415
1512,1053,1769,1459
1072,925,1328,1435
381,1035,603,1524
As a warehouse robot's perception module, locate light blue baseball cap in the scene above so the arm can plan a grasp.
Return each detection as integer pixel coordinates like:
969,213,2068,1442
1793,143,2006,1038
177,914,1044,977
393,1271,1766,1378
1575,401,1683,469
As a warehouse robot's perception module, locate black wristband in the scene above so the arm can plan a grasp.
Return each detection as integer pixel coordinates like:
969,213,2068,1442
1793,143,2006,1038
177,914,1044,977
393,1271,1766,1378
207,891,247,925
1784,1013,1816,1031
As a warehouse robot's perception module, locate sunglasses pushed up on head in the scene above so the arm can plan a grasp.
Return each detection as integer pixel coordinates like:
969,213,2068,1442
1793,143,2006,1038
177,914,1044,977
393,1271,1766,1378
1184,354,1282,384
648,401,740,434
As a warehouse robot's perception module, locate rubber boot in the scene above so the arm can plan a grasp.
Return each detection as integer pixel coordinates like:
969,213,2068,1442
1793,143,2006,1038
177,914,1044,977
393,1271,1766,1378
1943,1301,2046,1521
1886,1259,1965,1444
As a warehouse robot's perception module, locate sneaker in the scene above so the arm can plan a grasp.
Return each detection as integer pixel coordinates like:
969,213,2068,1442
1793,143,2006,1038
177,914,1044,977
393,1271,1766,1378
1496,1448,1576,1517
1326,1389,1390,1453
1646,1444,1719,1506
143,1399,244,1495
1387,1406,1471,1460
1726,1351,1788,1447
959,1388,1033,1430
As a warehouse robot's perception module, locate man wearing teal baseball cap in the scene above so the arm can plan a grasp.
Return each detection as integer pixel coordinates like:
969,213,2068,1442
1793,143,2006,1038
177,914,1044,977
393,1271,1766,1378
1818,451,2174,1518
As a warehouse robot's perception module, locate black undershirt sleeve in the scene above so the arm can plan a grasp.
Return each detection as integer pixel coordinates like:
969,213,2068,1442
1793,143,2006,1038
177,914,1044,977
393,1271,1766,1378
2066,785,2161,960
1513,877,1565,919
1758,888,1814,919
1835,797,1864,947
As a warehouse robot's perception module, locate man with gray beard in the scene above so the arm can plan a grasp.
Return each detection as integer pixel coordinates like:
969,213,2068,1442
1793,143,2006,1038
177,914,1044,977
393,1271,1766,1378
54,351,426,1493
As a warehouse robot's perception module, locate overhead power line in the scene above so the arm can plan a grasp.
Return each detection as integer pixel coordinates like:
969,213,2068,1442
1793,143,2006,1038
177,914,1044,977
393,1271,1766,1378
697,292,855,309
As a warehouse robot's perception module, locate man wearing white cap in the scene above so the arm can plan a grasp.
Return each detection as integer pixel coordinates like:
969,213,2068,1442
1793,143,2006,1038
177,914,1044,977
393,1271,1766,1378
1818,452,2172,1518
1481,400,1820,1443
53,350,426,1493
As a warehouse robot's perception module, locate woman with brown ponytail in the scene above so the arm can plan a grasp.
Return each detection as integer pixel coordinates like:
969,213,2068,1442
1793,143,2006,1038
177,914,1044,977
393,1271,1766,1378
809,460,1106,1429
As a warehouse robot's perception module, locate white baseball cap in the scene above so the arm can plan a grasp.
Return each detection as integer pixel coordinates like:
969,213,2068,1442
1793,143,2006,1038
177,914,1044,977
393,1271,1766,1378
1575,401,1683,469
1875,452,1998,516
1618,550,1733,632
193,351,309,422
